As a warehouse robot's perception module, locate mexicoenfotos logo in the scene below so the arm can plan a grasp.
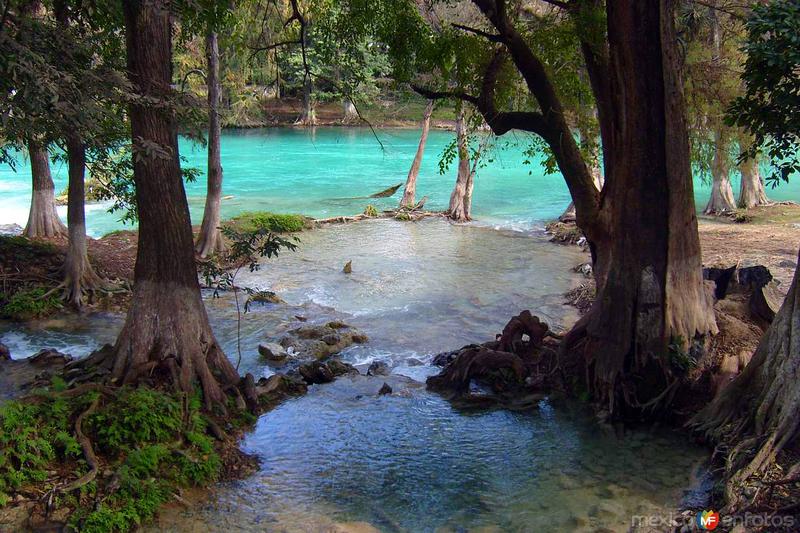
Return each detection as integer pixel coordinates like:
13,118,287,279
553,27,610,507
696,510,720,530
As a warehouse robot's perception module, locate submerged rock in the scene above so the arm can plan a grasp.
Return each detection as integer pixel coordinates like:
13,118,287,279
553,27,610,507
299,361,334,384
247,290,286,306
366,360,389,376
378,382,392,395
258,342,288,363
297,359,359,385
278,321,368,361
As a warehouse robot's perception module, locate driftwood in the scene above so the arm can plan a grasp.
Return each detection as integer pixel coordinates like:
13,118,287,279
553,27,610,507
369,183,403,198
330,183,403,202
314,209,444,226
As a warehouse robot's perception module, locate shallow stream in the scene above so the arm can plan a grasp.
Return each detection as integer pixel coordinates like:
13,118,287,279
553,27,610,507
0,219,710,532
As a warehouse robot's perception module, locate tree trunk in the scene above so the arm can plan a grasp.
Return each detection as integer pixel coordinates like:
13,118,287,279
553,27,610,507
24,141,66,239
400,100,434,209
560,133,604,223
448,108,472,222
195,30,226,259
108,0,239,409
342,99,358,123
62,136,102,308
693,248,800,510
565,0,717,417
299,76,316,126
704,128,736,214
738,155,770,209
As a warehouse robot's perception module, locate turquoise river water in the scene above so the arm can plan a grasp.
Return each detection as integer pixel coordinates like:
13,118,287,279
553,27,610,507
0,128,723,532
2,127,798,236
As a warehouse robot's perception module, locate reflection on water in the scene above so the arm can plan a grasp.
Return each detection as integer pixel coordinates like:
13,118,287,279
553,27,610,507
0,219,708,532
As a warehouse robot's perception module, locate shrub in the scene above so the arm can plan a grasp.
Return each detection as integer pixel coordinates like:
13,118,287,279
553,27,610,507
227,211,310,233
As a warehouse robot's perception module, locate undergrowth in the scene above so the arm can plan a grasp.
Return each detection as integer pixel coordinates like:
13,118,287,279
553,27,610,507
226,211,311,233
0,381,224,532
0,235,63,320
0,286,63,320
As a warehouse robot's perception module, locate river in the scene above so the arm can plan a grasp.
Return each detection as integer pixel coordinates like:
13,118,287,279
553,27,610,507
0,128,714,532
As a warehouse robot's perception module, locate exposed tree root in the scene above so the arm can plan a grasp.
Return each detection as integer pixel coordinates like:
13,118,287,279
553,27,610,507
41,397,100,514
691,251,800,512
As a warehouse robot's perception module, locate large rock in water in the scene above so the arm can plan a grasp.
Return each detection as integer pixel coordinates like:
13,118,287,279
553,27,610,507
278,321,368,361
296,359,359,385
258,342,289,363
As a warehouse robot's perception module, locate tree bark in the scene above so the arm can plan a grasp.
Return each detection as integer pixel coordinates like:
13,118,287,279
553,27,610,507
109,0,239,409
298,76,316,126
400,100,434,209
693,248,800,510
560,132,604,223
565,0,717,417
448,107,472,222
737,155,770,209
342,99,358,123
24,141,66,239
195,30,226,259
704,128,736,214
62,136,102,308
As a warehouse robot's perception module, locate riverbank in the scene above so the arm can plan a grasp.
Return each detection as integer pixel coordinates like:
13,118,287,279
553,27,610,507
244,97,457,130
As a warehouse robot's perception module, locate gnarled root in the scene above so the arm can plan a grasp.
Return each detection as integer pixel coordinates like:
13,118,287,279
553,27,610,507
691,252,800,512
42,397,100,512
427,346,526,396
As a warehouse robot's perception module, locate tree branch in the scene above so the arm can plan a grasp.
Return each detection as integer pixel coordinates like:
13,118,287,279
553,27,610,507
411,85,479,106
539,0,571,9
451,23,503,43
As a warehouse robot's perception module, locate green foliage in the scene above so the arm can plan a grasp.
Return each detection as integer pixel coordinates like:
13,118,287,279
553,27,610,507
0,392,83,506
363,204,378,217
0,287,62,321
0,384,225,531
90,389,182,453
228,211,310,233
727,1,800,186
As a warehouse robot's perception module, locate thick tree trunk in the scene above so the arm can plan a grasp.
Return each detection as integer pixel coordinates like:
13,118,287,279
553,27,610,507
448,108,472,222
109,0,239,409
737,155,770,209
566,0,717,417
400,100,434,209
704,128,736,214
195,31,226,259
62,136,102,308
694,248,800,510
24,141,66,239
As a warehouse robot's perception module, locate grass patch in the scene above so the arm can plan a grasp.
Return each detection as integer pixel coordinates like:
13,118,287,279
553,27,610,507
225,211,312,233
0,287,62,320
0,383,226,532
